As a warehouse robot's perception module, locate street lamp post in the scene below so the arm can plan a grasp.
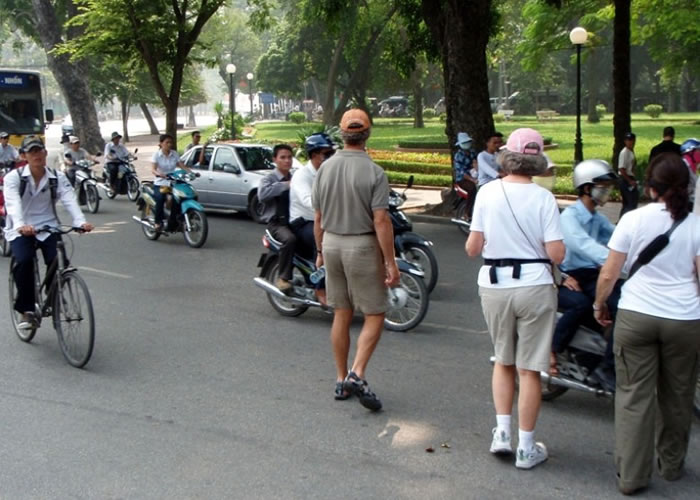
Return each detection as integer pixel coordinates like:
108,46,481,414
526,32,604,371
247,72,254,117
226,63,237,140
570,26,588,165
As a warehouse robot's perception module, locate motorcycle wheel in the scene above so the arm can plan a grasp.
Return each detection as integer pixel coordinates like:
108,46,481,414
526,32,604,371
401,243,438,293
262,257,308,317
384,269,429,331
183,209,208,248
694,374,700,419
141,206,160,241
455,201,471,235
105,186,117,199
248,192,265,224
85,184,100,213
127,176,140,202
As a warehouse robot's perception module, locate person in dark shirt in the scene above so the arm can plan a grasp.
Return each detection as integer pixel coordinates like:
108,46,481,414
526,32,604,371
649,126,681,161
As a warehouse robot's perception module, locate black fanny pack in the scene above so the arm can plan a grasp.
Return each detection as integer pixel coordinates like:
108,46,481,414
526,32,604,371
484,258,552,284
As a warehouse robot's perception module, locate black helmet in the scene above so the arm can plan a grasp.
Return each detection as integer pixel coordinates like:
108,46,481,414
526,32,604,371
304,133,335,155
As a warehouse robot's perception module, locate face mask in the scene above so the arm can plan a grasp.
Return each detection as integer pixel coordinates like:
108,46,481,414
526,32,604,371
459,142,472,151
591,186,611,206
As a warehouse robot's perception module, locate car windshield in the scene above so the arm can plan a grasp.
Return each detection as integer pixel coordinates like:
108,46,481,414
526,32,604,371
236,147,275,171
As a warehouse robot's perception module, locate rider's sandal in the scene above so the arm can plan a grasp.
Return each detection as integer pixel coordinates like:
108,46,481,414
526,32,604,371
549,352,559,377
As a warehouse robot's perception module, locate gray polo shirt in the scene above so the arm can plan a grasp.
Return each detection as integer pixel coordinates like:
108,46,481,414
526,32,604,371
312,149,389,235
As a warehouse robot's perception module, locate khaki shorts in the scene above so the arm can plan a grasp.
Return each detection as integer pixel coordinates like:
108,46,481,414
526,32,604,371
322,232,387,315
479,285,557,372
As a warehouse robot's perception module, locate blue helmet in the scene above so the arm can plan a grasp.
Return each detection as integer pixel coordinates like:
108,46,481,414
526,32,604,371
304,133,335,155
680,138,700,155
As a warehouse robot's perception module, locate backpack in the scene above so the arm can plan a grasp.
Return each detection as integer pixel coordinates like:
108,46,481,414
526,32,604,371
16,166,60,222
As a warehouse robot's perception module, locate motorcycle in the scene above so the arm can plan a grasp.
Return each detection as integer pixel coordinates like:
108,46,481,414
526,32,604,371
65,155,101,214
253,230,429,332
0,162,14,256
100,148,140,201
450,183,472,235
132,169,208,248
489,313,614,401
390,176,439,293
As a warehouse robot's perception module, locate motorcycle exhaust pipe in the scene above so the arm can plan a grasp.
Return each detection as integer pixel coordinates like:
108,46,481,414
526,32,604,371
132,215,154,228
253,277,323,307
450,218,470,228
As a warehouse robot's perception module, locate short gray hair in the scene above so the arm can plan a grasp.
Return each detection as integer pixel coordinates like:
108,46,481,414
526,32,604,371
497,150,548,176
341,129,371,146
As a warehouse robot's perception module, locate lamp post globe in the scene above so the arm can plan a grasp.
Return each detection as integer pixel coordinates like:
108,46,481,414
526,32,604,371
570,27,588,164
226,64,237,140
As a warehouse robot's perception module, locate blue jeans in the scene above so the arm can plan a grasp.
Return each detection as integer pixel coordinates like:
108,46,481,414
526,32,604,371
10,234,58,313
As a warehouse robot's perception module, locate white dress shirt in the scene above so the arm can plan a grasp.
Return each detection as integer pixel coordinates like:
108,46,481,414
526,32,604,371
104,142,130,162
3,166,86,242
151,150,180,186
0,143,20,163
289,162,317,221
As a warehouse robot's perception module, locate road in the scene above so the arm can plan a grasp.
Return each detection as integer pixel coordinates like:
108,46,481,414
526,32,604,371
0,199,697,499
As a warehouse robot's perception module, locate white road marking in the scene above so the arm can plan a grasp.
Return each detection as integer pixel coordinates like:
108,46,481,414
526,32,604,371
79,266,133,279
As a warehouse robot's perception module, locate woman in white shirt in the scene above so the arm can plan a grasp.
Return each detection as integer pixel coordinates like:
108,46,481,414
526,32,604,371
594,153,700,495
150,134,185,232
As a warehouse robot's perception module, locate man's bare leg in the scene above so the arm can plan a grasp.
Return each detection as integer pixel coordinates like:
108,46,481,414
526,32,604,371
331,308,353,382
350,313,384,379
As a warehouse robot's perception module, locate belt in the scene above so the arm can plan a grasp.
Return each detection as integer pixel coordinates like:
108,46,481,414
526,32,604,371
483,258,552,284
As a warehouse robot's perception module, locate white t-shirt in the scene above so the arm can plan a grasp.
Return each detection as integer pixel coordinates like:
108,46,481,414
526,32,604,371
289,162,317,221
471,180,563,288
618,147,635,175
151,149,180,186
608,203,700,320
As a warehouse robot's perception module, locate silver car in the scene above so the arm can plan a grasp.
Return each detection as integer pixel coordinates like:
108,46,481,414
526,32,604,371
181,143,296,223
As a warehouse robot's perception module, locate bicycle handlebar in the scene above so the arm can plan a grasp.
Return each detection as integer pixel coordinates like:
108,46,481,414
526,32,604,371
36,225,88,235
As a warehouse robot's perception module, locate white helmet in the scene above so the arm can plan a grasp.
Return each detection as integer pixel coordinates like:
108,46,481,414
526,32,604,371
572,159,617,189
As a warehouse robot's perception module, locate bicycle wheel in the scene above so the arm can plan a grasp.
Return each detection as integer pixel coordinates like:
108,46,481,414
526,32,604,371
8,258,38,342
53,271,95,368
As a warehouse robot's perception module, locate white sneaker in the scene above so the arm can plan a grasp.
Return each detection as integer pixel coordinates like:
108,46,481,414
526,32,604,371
489,427,512,455
515,442,548,469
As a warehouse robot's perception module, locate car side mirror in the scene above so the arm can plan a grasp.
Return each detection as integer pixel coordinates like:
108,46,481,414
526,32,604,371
223,164,241,174
45,109,54,123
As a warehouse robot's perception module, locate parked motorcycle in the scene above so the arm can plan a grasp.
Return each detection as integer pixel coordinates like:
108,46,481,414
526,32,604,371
0,162,14,256
132,169,208,248
254,230,429,332
489,314,614,400
450,183,472,235
101,148,140,201
65,156,101,214
390,176,439,293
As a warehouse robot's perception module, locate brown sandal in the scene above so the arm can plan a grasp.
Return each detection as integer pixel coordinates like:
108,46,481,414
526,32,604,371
549,352,559,377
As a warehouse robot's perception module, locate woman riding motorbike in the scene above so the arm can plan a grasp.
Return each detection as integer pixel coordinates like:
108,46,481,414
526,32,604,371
151,134,188,232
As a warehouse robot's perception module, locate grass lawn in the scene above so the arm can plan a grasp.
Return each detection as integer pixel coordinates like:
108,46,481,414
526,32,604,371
185,113,699,194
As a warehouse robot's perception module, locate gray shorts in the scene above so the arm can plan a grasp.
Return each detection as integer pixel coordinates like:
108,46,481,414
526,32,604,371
479,285,557,372
322,232,387,315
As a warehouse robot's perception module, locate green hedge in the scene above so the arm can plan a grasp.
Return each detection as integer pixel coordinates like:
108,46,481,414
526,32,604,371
386,171,452,187
374,159,452,176
397,141,449,149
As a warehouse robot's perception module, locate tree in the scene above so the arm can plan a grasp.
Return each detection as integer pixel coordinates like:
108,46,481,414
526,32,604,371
0,0,104,151
612,0,631,168
66,0,226,138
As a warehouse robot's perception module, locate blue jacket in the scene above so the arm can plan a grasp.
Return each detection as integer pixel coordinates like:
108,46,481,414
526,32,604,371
560,199,615,272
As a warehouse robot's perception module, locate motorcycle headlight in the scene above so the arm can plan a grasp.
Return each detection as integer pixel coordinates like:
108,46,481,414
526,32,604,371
388,194,404,207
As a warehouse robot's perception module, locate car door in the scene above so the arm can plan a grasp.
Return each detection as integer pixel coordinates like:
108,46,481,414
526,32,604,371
208,146,242,208
184,145,213,205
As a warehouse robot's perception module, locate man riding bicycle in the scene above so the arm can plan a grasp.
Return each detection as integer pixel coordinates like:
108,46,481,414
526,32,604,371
2,135,93,330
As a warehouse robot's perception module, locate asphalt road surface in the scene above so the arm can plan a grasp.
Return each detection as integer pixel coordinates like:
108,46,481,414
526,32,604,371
0,199,697,499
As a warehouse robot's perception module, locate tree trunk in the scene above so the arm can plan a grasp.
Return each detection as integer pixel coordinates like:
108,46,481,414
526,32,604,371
139,103,160,135
680,65,690,112
323,34,347,126
413,68,424,129
187,105,197,127
612,0,631,169
120,97,130,142
31,0,104,153
421,0,494,214
586,48,602,123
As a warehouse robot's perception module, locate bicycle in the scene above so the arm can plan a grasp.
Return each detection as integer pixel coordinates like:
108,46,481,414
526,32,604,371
8,226,95,368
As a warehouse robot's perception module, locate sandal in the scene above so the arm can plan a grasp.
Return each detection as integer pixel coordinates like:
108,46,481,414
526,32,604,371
334,381,351,400
549,352,559,377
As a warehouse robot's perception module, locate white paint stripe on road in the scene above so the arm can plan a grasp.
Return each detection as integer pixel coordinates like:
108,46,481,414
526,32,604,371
79,266,133,279
421,322,487,335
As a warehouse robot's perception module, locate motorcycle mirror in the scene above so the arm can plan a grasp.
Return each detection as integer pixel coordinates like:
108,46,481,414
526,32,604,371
406,175,414,189
134,148,138,153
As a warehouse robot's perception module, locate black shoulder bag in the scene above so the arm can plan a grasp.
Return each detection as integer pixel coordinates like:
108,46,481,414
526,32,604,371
626,215,687,280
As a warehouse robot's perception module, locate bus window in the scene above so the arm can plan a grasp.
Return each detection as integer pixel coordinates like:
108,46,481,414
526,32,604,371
0,70,45,138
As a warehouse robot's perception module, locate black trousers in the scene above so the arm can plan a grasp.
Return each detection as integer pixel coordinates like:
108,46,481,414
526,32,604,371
268,221,296,281
290,218,316,260
10,234,58,313
619,178,639,218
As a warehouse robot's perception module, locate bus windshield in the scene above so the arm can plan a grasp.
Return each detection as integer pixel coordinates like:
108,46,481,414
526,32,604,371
0,71,44,135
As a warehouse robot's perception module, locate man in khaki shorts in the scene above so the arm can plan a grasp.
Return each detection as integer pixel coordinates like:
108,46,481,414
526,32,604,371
312,108,400,411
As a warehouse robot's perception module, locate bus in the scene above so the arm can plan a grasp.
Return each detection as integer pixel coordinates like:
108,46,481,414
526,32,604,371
0,69,53,147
